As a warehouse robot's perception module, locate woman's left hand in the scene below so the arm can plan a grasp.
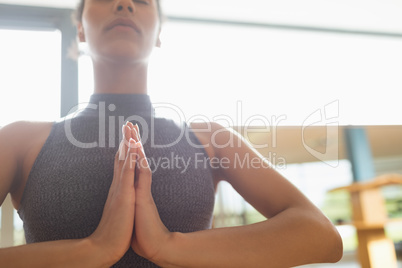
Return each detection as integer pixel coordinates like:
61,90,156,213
126,123,173,264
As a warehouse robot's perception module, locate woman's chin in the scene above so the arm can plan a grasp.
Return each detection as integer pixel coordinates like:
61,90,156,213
94,50,148,65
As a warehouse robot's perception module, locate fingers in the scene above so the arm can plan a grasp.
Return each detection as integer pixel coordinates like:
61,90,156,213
120,122,152,196
120,123,133,161
118,122,140,185
126,122,141,143
119,138,139,191
135,141,153,195
110,122,136,196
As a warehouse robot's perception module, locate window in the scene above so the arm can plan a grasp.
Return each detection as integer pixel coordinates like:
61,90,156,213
0,29,61,126
79,20,402,126
149,21,402,126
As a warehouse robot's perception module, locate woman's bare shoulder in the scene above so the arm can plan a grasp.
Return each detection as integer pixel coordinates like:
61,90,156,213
188,121,222,146
0,120,54,156
0,120,54,139
189,121,226,136
189,121,240,150
0,121,54,204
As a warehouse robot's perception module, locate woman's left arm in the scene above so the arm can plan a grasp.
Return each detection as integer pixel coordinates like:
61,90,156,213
130,122,343,268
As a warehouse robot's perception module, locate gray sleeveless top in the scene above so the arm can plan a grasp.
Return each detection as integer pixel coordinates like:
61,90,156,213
18,94,215,267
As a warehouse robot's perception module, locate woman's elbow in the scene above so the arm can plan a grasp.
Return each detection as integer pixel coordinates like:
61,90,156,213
299,208,344,264
316,217,344,263
328,225,343,263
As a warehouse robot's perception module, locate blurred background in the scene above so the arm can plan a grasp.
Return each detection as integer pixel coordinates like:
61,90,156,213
1,0,402,267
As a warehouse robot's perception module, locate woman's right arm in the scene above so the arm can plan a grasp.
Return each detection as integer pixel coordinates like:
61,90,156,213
0,122,138,267
0,238,109,267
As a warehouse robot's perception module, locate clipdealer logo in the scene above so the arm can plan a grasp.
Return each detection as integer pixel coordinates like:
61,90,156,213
302,100,339,167
63,100,340,168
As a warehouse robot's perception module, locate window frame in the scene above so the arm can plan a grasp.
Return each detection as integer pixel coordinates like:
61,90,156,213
0,3,79,117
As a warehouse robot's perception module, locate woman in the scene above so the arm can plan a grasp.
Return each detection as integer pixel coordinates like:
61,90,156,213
0,0,343,267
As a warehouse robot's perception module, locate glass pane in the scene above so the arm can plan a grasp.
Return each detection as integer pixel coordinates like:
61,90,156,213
78,43,94,104
147,22,402,126
0,29,61,127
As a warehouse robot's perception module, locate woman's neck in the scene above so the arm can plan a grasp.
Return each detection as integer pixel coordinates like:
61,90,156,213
92,59,148,95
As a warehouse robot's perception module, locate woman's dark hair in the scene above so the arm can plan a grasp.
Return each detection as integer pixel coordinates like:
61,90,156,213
74,0,162,24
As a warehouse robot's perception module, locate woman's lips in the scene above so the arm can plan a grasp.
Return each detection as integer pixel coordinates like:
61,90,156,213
105,18,140,34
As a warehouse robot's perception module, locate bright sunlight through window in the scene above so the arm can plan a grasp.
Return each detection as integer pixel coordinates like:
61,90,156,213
78,21,402,126
0,29,61,127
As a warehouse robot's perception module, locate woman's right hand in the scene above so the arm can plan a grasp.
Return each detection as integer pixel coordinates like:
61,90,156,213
87,122,140,265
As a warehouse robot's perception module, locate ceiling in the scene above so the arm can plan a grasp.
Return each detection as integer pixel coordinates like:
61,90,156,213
0,0,401,34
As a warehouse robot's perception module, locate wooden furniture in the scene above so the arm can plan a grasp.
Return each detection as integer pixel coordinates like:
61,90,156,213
330,174,402,268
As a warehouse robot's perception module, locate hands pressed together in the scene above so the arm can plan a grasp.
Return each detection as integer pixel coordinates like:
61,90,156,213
88,122,171,266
